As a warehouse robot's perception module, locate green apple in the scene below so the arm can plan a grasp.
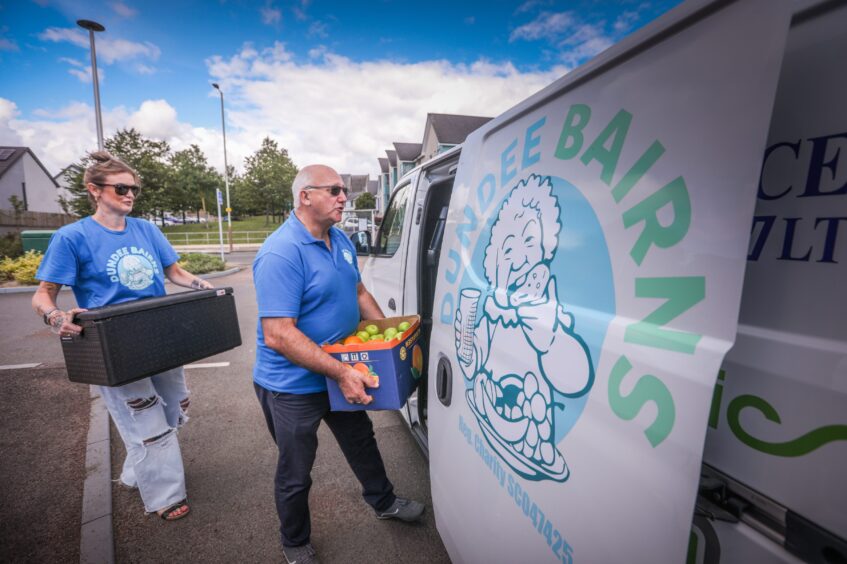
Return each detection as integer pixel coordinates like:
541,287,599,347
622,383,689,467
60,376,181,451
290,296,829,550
372,334,384,341
365,324,379,336
384,327,398,339
356,330,370,342
397,321,411,332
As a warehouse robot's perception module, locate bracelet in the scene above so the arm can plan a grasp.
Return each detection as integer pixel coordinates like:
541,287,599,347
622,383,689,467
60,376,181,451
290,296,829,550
42,308,60,325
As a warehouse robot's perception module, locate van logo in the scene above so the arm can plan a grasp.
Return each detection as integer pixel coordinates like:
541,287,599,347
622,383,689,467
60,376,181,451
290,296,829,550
454,174,611,482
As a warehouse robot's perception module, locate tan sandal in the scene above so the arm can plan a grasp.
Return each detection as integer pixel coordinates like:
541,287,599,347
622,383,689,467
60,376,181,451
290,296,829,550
157,499,190,521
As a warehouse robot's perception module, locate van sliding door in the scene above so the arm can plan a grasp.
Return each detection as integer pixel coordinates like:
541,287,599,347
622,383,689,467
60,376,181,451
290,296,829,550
425,1,793,563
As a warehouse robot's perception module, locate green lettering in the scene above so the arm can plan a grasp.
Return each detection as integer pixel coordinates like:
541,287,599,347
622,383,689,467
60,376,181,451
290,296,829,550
611,141,665,203
580,109,632,185
608,355,675,447
623,176,691,265
554,104,591,161
708,370,726,429
625,277,705,354
727,395,847,457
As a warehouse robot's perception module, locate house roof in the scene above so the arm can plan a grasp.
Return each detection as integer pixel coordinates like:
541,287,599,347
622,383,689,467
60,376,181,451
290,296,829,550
386,150,397,166
0,147,60,188
378,157,389,173
393,142,422,162
350,174,369,193
426,113,493,145
367,179,378,194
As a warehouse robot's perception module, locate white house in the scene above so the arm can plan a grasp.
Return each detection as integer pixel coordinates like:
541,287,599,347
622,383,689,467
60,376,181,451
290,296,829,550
0,147,64,213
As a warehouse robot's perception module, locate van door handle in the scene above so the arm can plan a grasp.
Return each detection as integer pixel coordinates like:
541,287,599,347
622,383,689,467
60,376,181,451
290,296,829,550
436,355,453,407
388,298,396,311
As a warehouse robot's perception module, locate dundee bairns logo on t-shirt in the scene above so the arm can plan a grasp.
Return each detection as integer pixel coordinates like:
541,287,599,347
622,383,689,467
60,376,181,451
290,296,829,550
105,246,160,290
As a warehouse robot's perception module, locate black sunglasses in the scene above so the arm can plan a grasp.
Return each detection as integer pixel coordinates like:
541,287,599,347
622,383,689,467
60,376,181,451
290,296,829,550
93,182,141,197
304,184,348,197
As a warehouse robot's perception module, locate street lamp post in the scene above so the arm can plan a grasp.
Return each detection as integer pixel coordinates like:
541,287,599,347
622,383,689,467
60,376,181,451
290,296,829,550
77,19,105,150
211,83,233,252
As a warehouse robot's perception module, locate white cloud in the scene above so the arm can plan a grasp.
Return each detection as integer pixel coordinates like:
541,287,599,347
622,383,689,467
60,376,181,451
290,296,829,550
510,11,614,67
514,0,551,15
59,57,84,67
68,66,105,83
56,57,104,83
261,4,282,26
510,11,576,42
38,27,161,64
135,63,156,75
1,44,568,181
111,2,138,18
308,20,328,38
205,45,566,175
0,38,19,52
292,0,310,21
614,10,640,33
0,97,229,179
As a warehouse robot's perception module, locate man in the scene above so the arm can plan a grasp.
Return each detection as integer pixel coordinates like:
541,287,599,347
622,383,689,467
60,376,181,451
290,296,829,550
253,164,424,564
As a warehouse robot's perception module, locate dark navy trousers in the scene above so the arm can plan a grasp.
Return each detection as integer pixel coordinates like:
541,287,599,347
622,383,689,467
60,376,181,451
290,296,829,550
254,383,396,547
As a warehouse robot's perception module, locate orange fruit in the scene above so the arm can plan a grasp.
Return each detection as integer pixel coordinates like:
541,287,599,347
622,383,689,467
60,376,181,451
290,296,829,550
343,335,363,345
412,344,423,372
353,362,379,387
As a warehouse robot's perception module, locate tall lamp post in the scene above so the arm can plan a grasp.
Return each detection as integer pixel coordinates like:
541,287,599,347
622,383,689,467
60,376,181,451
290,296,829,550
77,20,105,150
211,83,233,252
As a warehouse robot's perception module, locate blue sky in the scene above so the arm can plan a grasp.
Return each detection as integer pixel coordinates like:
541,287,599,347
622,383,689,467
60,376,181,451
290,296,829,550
1,0,681,177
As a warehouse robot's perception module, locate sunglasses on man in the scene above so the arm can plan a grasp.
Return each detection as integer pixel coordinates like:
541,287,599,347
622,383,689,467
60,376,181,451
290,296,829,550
304,184,349,197
93,182,142,197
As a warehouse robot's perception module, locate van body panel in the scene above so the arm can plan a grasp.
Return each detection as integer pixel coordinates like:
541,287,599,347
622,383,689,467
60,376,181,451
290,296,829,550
425,1,792,562
363,174,418,315
702,0,847,547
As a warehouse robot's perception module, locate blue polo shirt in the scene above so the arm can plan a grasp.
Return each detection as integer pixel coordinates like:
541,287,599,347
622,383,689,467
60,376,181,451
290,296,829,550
253,212,361,393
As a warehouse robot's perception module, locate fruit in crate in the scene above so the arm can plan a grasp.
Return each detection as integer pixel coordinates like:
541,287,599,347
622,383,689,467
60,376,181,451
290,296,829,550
356,330,371,342
384,327,398,339
365,324,379,336
397,321,411,332
353,362,379,387
343,335,363,345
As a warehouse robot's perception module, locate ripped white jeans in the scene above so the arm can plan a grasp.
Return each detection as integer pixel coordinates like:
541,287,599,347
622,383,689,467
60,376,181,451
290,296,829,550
98,366,189,513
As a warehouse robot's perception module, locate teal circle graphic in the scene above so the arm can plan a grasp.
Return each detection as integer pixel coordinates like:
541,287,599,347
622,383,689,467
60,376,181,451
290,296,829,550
118,254,155,290
460,175,615,443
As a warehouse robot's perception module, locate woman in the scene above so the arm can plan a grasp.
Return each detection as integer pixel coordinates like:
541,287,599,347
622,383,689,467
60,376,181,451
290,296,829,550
32,151,213,521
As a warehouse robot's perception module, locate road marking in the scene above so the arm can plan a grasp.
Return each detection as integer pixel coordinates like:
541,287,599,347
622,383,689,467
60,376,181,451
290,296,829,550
185,362,230,369
0,363,42,370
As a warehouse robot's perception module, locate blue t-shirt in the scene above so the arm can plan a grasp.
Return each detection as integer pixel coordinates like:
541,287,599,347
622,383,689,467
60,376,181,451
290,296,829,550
253,212,361,394
36,216,179,309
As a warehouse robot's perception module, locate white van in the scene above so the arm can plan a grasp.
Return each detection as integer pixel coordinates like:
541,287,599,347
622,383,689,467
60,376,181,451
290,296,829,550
355,0,846,562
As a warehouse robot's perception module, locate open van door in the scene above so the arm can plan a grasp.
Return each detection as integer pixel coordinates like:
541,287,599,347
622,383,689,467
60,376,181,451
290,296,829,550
427,1,793,562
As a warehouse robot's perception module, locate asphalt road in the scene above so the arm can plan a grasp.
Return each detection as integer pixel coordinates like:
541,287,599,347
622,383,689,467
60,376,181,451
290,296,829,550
0,251,451,563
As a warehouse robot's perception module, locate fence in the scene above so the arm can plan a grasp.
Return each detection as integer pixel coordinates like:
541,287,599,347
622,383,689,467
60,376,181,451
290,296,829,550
0,210,75,235
165,230,273,246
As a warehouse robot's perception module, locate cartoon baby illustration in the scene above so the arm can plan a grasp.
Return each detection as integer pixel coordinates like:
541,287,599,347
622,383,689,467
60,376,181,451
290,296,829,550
118,254,155,290
454,174,593,482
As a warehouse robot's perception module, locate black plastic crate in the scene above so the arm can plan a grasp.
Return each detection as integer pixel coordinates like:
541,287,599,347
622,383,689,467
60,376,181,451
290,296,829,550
61,288,242,386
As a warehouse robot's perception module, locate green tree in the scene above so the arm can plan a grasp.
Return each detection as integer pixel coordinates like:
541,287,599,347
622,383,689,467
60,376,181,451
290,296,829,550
168,145,223,224
355,192,376,210
62,129,171,219
242,138,298,225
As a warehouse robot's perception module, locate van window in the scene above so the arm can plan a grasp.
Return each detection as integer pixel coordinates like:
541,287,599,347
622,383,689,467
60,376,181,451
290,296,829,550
376,182,411,256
